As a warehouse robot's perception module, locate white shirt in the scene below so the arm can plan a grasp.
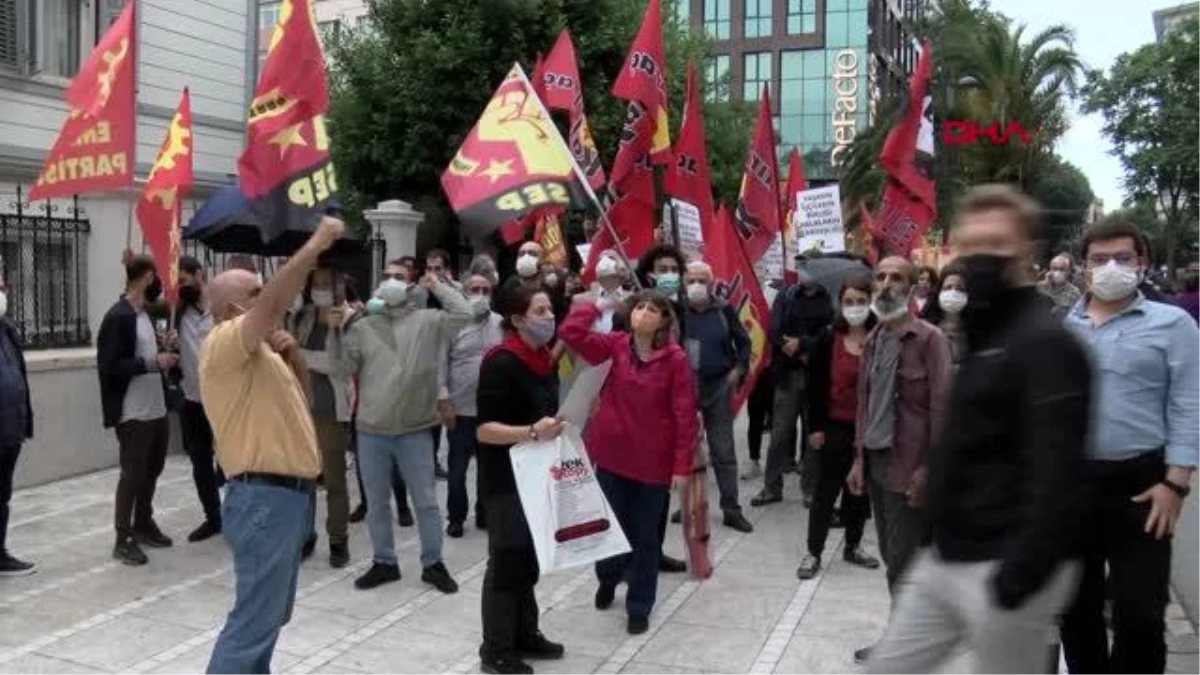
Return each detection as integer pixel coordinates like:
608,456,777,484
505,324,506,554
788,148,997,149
179,305,213,403
121,311,167,422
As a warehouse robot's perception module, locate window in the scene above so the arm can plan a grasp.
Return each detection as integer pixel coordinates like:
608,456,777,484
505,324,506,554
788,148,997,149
96,0,123,33
743,51,771,101
318,19,340,46
0,201,90,348
744,0,772,38
1,0,83,78
673,0,690,28
705,54,730,102
258,1,281,33
786,0,817,34
703,0,730,40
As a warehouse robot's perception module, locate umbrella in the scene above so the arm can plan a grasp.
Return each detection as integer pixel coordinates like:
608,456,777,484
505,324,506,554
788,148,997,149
796,255,872,300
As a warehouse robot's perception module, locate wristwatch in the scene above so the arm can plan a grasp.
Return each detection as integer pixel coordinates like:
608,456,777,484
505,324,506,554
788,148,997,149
1162,479,1190,498
528,425,539,442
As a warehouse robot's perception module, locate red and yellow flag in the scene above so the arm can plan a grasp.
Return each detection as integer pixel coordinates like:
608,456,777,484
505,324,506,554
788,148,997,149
28,1,135,201
136,89,194,306
533,210,569,269
612,0,670,162
663,62,715,242
536,30,606,191
734,85,782,265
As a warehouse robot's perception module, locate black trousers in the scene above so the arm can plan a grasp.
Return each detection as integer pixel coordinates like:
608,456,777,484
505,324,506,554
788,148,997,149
114,418,169,537
0,443,21,553
1061,451,1172,674
480,493,540,658
179,400,221,526
807,421,868,558
746,370,774,462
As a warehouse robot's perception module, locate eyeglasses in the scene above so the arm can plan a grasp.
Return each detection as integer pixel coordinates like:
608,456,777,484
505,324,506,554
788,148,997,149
1086,252,1139,268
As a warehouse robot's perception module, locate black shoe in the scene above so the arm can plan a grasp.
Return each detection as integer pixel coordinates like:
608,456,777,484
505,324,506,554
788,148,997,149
658,554,686,573
750,491,782,507
435,463,449,480
853,645,874,665
301,533,317,561
830,511,844,529
517,631,565,660
422,561,459,594
595,583,616,610
330,542,350,569
722,510,754,533
670,509,682,524
480,653,533,675
447,521,465,538
398,509,415,527
113,536,148,566
349,503,367,523
187,521,220,543
355,562,401,590
133,522,173,548
796,554,821,580
0,553,36,576
843,548,881,569
627,614,649,635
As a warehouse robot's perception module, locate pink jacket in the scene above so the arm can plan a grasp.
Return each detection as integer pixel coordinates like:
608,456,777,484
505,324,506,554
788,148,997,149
559,303,699,486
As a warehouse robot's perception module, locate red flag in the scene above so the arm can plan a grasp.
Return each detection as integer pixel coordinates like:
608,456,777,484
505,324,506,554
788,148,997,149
499,218,529,246
734,86,782,264
876,40,935,256
533,209,569,268
537,31,607,191
27,2,135,201
859,201,880,266
612,0,670,162
781,148,808,284
136,90,194,307
581,195,656,285
874,181,933,257
663,63,715,239
608,106,657,208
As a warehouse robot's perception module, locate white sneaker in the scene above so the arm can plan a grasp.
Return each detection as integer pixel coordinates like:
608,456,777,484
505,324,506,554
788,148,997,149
740,461,761,480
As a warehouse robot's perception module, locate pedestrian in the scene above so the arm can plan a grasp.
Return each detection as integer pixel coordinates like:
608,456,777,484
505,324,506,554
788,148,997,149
588,251,631,332
475,283,566,674
97,254,178,566
0,264,34,575
424,248,459,480
515,242,546,290
910,266,937,318
559,290,699,635
1060,217,1200,674
1038,252,1083,315
339,267,472,593
202,216,343,674
439,273,504,538
742,369,773,480
796,275,880,580
845,255,952,664
469,253,500,288
175,256,222,543
682,261,753,533
867,184,1092,673
921,263,969,364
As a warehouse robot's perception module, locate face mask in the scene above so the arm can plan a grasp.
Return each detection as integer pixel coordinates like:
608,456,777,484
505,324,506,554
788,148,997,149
144,277,163,303
870,287,909,322
686,282,709,304
654,272,680,296
409,285,429,308
469,295,491,319
516,254,539,278
366,298,386,315
520,316,556,347
1091,260,1141,301
939,289,968,314
957,254,1014,313
596,257,619,278
0,290,7,318
377,279,409,306
178,284,200,307
311,289,335,308
842,305,870,326
544,272,559,288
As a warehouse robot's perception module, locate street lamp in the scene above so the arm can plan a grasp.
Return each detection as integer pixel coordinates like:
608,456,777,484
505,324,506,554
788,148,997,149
363,199,425,286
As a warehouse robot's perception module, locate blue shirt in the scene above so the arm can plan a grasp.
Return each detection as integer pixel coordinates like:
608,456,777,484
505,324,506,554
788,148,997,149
1064,294,1200,467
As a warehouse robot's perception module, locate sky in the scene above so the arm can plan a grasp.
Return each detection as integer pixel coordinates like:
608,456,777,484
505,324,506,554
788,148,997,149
991,0,1168,211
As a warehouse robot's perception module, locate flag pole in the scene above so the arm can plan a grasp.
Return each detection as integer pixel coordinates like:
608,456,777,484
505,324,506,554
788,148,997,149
514,63,644,291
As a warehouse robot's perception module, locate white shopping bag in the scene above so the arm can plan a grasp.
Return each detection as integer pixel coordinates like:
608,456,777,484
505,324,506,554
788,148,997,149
510,423,631,573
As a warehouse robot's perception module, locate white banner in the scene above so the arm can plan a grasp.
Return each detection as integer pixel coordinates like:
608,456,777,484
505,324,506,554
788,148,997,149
664,199,705,261
795,185,846,254
755,236,784,281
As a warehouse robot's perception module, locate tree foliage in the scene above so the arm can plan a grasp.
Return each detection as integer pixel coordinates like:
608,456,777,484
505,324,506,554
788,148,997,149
1031,156,1094,257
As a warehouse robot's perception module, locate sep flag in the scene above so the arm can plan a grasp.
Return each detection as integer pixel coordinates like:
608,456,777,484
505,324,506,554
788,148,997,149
136,90,194,307
441,64,578,238
28,1,135,201
238,0,337,243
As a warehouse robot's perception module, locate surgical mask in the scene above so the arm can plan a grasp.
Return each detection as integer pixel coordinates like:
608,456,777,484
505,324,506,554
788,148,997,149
311,289,335,308
870,288,909,322
1091,260,1140,301
544,272,559,288
654,272,681,296
1048,270,1068,285
939,289,968,314
365,298,386,315
596,257,619,278
409,285,429,308
686,282,708,304
0,290,6,318
469,295,491,319
516,254,539,278
521,316,556,347
377,279,409,306
842,305,870,326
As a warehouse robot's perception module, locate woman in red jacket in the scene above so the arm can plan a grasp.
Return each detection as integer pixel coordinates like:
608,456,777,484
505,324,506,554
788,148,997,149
559,290,700,636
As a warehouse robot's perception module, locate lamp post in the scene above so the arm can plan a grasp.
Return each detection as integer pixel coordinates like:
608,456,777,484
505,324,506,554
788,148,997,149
362,199,425,287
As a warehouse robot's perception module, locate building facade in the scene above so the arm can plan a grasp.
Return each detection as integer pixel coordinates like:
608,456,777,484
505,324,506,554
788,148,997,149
1153,2,1199,41
679,0,922,182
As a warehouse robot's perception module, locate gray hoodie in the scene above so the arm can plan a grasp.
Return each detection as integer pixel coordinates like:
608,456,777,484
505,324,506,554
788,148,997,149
338,281,472,435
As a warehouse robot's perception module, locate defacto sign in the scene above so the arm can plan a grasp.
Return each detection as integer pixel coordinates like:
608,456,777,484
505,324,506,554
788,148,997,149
942,120,1039,146
830,49,859,167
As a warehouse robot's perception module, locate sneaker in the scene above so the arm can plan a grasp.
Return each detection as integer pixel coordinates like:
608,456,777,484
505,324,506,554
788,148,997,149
670,509,682,524
113,536,148,566
435,463,449,480
480,653,533,675
446,521,465,538
740,461,762,480
517,631,565,660
349,503,367,523
658,554,686,573
843,548,881,569
750,491,782,507
301,533,318,561
329,542,350,569
133,522,173,548
422,561,459,594
398,509,415,528
796,554,821,580
627,614,649,635
595,583,616,610
854,645,875,665
0,553,36,576
722,510,754,533
355,562,401,590
187,521,220,543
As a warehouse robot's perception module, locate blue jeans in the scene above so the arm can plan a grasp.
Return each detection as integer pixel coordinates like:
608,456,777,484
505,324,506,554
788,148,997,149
446,416,483,525
207,481,313,674
594,469,669,619
359,430,443,568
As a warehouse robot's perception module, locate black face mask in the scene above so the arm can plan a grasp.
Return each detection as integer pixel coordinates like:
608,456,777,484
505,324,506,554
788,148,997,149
144,277,164,304
178,284,200,306
957,254,1014,322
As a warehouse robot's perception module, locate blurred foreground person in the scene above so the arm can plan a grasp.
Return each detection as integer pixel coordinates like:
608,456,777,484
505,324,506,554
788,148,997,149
0,263,33,575
175,256,221,543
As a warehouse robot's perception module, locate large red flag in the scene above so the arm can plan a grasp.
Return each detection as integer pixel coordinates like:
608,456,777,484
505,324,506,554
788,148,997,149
734,85,782,265
28,1,135,201
612,0,670,163
581,195,656,285
875,40,936,256
536,31,606,191
780,148,808,283
663,63,714,229
136,90,194,307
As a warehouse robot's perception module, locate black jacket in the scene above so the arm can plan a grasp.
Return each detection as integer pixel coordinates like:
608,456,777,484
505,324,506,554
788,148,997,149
96,298,162,428
0,318,33,440
768,282,834,373
805,326,840,432
924,287,1091,609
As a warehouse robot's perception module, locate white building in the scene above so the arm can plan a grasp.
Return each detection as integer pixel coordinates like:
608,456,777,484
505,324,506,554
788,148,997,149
0,0,258,487
1153,2,1199,41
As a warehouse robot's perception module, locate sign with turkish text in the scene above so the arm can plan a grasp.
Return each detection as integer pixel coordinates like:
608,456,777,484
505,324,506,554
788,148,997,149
664,199,704,261
795,185,846,254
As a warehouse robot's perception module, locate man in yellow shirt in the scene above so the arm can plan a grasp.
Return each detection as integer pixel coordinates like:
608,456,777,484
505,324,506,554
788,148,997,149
201,216,343,674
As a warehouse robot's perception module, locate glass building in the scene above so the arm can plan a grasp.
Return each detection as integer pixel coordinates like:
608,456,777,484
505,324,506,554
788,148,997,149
678,0,924,183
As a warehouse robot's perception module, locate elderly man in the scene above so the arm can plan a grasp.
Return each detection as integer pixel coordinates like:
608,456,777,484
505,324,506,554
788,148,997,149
1037,253,1082,312
515,241,546,289
683,261,753,532
202,216,344,673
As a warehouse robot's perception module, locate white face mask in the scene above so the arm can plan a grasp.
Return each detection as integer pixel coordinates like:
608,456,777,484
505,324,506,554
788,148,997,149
310,289,334,308
1091,260,1140,301
686,282,709,304
377,279,409,306
596,256,620,278
939,289,968,314
842,305,870,326
516,254,539,278
469,295,491,319
0,290,6,318
544,272,559,288
1048,270,1068,285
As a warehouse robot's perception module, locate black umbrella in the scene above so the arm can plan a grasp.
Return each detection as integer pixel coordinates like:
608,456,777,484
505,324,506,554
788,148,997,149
796,255,872,299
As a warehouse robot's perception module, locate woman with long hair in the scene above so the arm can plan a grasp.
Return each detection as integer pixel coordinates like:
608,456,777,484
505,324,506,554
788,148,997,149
559,290,699,635
475,283,565,674
796,275,881,580
921,263,969,364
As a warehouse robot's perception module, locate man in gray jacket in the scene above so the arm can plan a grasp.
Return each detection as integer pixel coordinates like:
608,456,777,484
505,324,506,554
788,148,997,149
341,271,473,593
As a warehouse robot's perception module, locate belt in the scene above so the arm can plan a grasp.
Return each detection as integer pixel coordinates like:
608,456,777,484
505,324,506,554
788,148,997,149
229,472,316,494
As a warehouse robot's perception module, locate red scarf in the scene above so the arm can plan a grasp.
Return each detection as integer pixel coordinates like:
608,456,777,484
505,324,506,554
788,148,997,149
487,330,554,377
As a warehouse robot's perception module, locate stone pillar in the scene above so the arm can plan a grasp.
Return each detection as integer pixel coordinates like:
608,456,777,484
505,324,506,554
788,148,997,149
363,199,424,284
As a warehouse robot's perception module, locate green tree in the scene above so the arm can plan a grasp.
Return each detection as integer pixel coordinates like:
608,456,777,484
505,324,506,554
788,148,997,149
1031,156,1094,258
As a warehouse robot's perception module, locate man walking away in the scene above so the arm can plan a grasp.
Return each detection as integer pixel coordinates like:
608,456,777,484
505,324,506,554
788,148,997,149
176,256,221,543
203,216,343,674
97,255,178,566
1061,217,1200,674
868,185,1091,673
0,266,34,575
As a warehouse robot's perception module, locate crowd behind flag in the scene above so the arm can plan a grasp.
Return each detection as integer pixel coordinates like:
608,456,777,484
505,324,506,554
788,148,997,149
136,89,194,307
